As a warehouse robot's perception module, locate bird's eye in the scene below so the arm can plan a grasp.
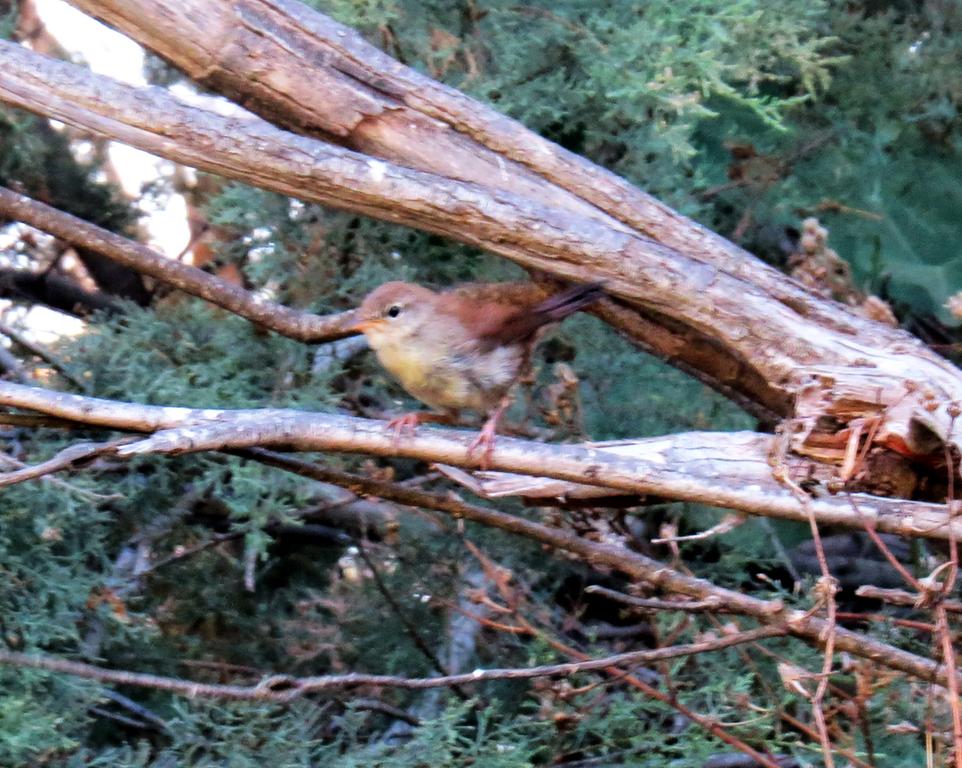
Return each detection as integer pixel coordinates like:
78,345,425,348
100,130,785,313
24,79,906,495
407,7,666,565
387,305,402,318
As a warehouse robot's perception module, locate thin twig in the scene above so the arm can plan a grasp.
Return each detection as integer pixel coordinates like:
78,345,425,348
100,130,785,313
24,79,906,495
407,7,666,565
88,706,154,731
847,494,923,591
652,513,747,544
99,689,168,731
0,451,121,501
835,611,936,633
349,697,421,726
0,320,90,391
779,711,874,768
854,586,962,614
353,539,464,694
0,627,784,702
0,342,29,384
140,533,243,576
776,470,839,768
940,423,962,768
584,585,724,613
178,659,263,675
0,437,131,487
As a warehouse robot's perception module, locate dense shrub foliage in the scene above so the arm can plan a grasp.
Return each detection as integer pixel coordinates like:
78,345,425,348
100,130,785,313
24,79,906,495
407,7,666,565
0,1,959,765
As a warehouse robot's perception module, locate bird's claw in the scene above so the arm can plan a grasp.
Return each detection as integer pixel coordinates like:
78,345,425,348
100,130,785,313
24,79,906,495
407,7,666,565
386,412,422,448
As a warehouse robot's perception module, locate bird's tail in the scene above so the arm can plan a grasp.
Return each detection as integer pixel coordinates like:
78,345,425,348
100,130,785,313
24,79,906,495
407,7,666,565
532,281,606,322
482,281,605,347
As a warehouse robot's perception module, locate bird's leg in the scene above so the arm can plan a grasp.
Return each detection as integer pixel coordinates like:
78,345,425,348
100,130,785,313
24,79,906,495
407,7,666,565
467,396,512,469
386,410,457,449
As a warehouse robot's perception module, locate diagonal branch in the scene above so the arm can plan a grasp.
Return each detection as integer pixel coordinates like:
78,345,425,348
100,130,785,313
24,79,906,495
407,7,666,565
64,0,879,340
0,318,91,391
0,437,130,488
0,187,355,343
66,0,634,229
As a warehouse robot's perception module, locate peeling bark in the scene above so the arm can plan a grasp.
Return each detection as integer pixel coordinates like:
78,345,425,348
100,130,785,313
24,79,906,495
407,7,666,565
67,0,616,226
0,381,958,544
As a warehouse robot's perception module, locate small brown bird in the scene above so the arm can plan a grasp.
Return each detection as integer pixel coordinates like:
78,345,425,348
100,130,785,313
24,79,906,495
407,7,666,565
350,280,603,464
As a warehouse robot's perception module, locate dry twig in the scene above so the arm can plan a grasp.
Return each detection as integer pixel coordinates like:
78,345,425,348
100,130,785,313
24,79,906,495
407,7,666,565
0,437,131,488
584,585,724,613
0,319,90,391
0,627,782,702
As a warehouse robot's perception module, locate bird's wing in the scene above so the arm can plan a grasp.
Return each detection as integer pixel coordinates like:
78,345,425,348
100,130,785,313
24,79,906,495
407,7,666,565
438,283,539,344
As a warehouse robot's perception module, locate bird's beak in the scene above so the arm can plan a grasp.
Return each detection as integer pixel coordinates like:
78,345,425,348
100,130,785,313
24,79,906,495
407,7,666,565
349,317,384,333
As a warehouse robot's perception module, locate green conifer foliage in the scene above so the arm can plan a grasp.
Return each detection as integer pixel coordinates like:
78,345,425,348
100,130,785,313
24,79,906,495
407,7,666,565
0,1,957,765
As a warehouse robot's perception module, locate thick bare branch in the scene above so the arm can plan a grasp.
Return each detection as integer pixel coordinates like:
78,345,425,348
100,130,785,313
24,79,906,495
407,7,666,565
0,381,956,543
65,0,625,229
65,0,872,340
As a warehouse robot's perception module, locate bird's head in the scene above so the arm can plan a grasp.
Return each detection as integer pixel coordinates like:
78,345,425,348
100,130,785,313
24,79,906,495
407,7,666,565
350,281,437,350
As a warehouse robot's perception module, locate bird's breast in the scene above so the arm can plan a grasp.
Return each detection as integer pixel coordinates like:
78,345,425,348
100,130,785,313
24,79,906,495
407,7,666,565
375,342,435,392
374,338,522,411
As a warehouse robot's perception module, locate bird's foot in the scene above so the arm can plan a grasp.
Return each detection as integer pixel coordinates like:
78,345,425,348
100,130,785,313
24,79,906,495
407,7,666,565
386,412,423,448
467,397,511,469
467,416,500,470
386,411,455,449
